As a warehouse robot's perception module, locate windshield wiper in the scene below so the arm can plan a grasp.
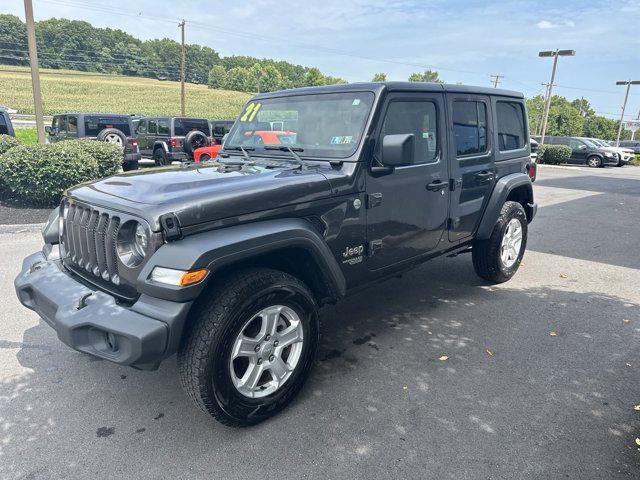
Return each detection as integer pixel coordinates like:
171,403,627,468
223,146,255,162
264,145,308,169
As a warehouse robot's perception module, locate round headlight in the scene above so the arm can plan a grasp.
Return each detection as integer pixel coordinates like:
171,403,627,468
116,221,149,268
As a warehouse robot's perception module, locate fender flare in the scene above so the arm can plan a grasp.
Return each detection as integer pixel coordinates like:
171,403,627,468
153,141,169,153
476,173,534,240
137,218,346,303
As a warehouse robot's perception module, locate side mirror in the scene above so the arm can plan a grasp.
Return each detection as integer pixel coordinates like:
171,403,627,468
579,145,587,150
382,133,415,166
45,126,51,134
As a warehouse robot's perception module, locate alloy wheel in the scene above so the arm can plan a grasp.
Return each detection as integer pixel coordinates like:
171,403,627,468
500,218,523,268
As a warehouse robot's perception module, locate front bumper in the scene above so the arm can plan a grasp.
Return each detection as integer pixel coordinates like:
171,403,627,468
15,251,192,369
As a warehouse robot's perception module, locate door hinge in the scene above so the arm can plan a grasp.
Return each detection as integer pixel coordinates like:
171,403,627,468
368,239,383,256
365,193,383,209
449,178,462,191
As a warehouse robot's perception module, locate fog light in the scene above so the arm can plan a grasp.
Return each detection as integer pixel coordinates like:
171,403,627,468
150,267,208,286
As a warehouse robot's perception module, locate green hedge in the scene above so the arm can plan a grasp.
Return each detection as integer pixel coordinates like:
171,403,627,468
0,140,123,205
0,134,20,155
537,144,572,165
69,139,123,178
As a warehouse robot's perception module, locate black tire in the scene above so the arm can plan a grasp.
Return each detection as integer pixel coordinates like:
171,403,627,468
122,160,139,171
472,201,528,284
153,147,169,166
96,128,126,147
178,268,319,427
587,155,602,168
184,130,208,155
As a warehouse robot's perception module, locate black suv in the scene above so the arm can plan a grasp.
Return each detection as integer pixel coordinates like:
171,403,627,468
15,82,536,427
534,135,618,167
135,117,211,165
46,113,141,171
210,119,234,144
0,109,15,136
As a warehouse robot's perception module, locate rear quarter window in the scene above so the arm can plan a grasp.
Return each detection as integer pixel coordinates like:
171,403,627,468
496,101,526,151
84,116,131,136
173,118,210,136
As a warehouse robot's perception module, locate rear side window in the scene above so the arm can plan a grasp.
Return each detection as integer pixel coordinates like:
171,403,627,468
84,116,131,136
496,101,526,151
174,118,210,136
378,100,438,164
136,119,147,134
68,116,78,134
453,101,487,156
147,120,157,135
158,119,170,135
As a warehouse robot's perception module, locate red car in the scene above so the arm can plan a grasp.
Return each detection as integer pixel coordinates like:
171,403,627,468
193,131,296,162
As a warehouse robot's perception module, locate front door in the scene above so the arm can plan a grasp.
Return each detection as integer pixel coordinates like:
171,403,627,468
366,93,449,271
448,94,495,241
569,138,588,164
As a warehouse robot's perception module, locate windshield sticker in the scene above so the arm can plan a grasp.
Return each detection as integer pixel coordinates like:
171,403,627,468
352,99,361,106
330,135,353,145
240,103,262,122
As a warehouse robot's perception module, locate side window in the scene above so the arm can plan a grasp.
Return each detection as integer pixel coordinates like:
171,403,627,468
496,101,526,151
147,119,157,135
67,116,78,135
453,101,487,156
158,120,170,135
136,119,147,134
58,116,68,133
51,116,61,133
569,139,583,150
378,100,438,164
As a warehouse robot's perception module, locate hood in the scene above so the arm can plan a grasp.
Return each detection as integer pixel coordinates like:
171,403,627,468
68,162,334,231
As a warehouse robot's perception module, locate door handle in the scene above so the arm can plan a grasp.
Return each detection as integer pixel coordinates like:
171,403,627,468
426,180,447,192
475,171,495,183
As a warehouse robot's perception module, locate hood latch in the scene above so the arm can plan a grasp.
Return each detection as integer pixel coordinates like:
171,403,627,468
160,213,182,242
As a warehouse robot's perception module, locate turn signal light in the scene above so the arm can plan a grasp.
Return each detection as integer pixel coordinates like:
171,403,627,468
180,269,209,286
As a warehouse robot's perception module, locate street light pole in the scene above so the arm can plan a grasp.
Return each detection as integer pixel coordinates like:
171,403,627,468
614,80,640,146
538,49,575,144
179,19,186,116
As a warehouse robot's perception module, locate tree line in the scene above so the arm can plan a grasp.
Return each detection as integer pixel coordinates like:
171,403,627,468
0,14,345,90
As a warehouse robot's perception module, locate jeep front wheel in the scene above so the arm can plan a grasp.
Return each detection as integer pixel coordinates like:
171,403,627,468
472,201,527,283
178,268,318,427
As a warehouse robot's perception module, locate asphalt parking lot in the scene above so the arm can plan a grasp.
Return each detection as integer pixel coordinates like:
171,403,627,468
1,165,639,479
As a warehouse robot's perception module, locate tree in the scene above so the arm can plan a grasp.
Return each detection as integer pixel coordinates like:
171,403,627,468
207,65,227,90
408,70,442,83
258,64,283,92
323,75,347,85
571,98,595,117
372,72,387,82
304,67,325,87
225,67,255,92
583,116,619,140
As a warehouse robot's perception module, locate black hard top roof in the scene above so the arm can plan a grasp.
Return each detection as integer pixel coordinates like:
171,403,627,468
253,81,524,100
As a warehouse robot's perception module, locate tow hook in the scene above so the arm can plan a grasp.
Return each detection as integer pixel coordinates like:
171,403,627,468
77,292,93,310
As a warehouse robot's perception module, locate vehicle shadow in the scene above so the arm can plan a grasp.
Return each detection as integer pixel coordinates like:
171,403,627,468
5,255,640,479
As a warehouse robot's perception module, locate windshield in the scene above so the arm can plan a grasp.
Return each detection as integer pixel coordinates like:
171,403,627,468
582,139,598,148
225,92,375,159
589,139,608,147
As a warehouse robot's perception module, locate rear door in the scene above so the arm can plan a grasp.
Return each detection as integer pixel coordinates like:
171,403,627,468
66,115,78,140
366,92,449,270
448,94,494,241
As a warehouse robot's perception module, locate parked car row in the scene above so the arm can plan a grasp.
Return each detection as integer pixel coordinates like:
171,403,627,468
532,135,634,167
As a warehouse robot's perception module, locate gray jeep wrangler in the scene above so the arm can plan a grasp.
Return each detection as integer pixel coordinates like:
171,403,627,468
15,82,536,427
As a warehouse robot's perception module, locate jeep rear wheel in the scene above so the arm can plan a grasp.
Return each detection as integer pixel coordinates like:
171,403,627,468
153,148,169,166
178,268,318,427
472,201,527,283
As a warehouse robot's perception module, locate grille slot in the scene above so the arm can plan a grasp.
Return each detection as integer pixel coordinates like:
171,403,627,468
62,200,120,285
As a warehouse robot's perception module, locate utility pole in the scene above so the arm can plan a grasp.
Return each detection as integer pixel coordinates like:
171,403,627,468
615,80,640,146
538,49,575,144
179,19,185,116
490,74,503,88
24,0,45,144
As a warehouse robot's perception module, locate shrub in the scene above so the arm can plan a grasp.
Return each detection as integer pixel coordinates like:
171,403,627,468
0,134,20,155
535,144,546,163
540,144,571,165
70,139,123,177
0,142,98,205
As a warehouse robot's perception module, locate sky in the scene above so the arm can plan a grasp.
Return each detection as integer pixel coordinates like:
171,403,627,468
3,0,640,120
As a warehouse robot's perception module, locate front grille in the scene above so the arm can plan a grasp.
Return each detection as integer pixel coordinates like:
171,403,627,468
61,200,121,285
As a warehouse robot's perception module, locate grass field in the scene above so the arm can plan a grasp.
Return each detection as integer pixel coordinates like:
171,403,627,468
14,128,37,144
0,65,252,118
